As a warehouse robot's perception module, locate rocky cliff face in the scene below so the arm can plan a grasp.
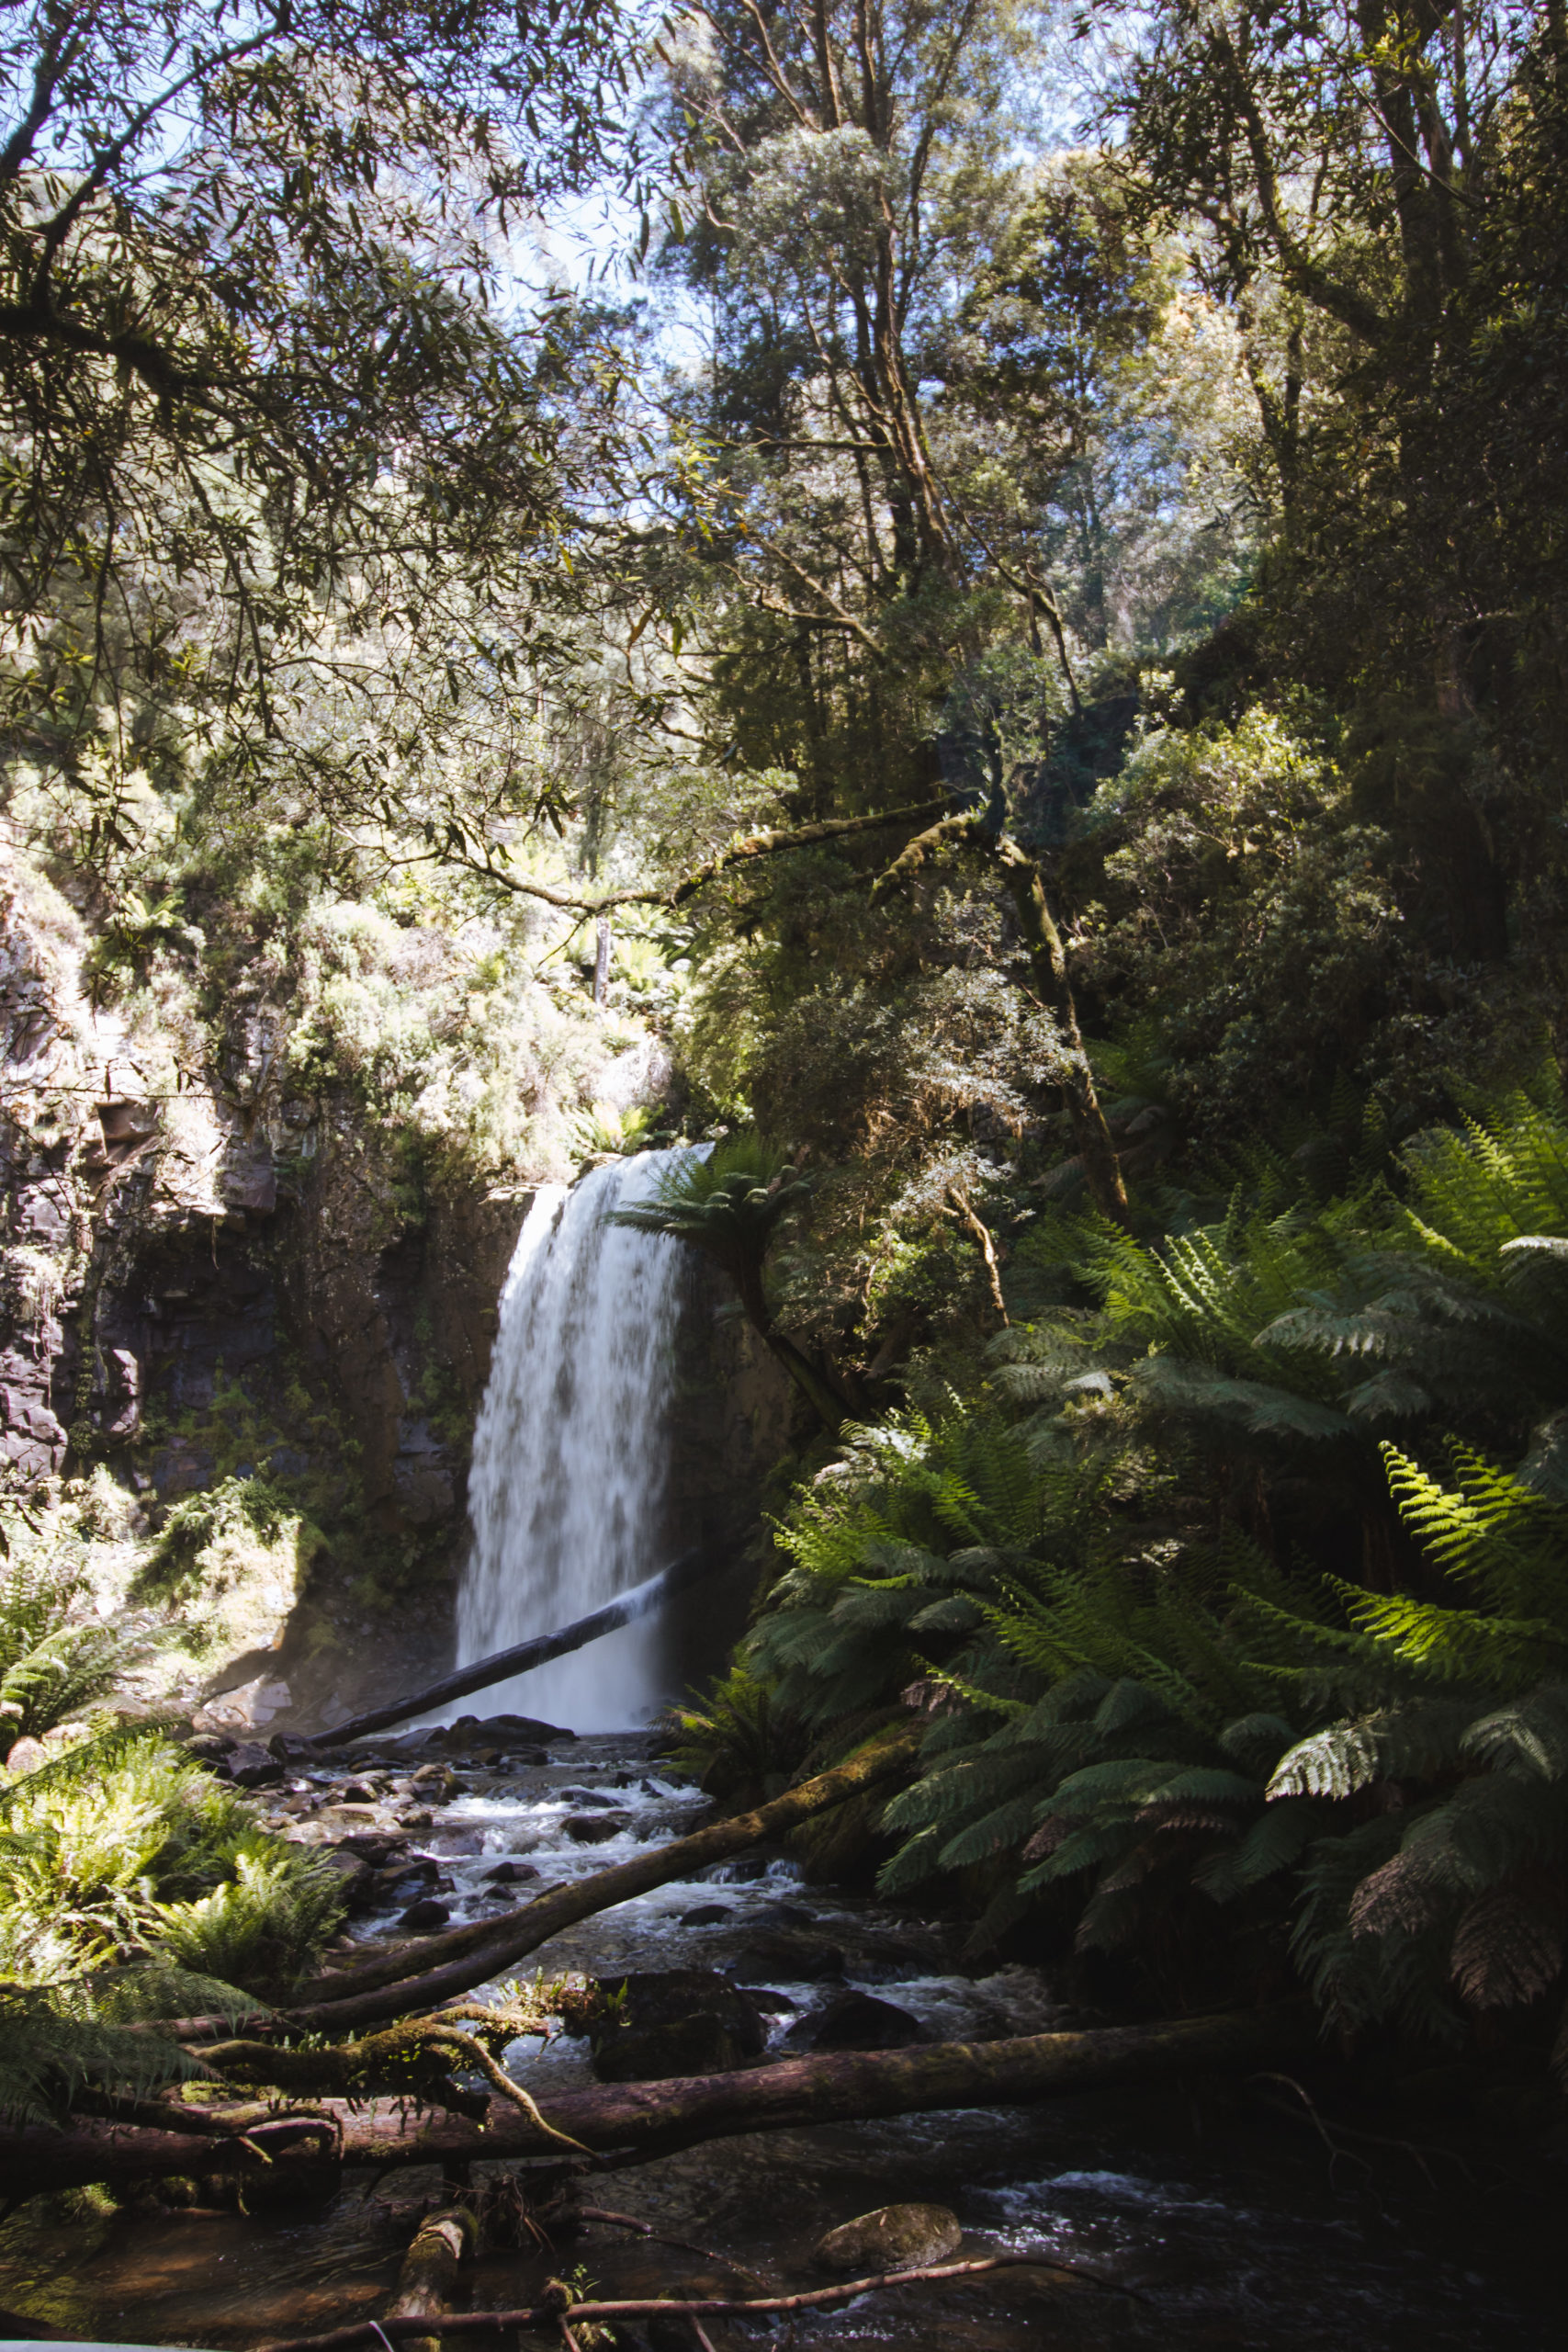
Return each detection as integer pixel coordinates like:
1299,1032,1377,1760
0,851,793,1732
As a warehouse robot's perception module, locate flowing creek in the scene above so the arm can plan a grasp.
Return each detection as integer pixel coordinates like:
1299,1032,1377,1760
1,1164,1553,2346
0,1724,1555,2349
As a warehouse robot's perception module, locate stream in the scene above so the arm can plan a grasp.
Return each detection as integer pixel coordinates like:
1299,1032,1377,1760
0,1722,1555,2350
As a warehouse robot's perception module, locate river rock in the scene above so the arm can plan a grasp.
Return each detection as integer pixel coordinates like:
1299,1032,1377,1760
724,1931,845,1982
267,1732,319,1764
428,1825,488,1855
679,1903,733,1926
333,1830,407,1864
592,2012,747,2082
226,1741,285,1789
791,1991,930,2052
815,2204,963,2274
437,1713,575,1749
586,1968,767,2083
558,1785,618,1808
482,1859,540,1884
317,1849,375,1906
398,1895,450,1929
564,1812,629,1843
378,1858,442,1903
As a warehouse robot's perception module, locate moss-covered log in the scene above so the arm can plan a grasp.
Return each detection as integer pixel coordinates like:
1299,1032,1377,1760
0,2007,1309,2199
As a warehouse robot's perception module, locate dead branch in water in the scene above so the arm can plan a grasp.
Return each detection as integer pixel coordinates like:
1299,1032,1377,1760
252,2248,1134,2352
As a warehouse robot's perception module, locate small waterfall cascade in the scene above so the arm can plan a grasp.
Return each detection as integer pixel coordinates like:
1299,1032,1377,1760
456,1149,692,1732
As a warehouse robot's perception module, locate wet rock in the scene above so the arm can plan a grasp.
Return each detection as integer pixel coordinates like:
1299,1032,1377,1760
267,1732,319,1764
815,2203,962,2274
437,1713,575,1749
333,1780,380,1803
790,1992,929,2052
750,1899,814,1928
564,1812,629,1844
679,1904,733,1926
429,1825,487,1855
398,1807,435,1831
725,1932,845,1983
333,1831,407,1865
226,1742,285,1789
592,2013,746,2082
482,1860,540,1885
739,1986,798,2012
409,1762,461,1799
558,1786,618,1808
398,1895,450,1930
587,1970,767,2071
379,1859,442,1903
505,1747,550,1768
318,1849,375,1906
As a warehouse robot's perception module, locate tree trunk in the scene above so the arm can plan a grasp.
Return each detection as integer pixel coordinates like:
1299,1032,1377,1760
1,2008,1309,2200
870,816,1129,1223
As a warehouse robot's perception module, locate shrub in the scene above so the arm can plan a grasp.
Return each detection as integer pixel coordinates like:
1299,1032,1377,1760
0,1551,142,1760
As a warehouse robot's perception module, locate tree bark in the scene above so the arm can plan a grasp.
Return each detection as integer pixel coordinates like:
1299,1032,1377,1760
280,1735,918,2034
0,2008,1309,2200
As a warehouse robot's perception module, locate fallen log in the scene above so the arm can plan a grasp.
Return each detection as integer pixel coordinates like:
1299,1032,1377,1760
279,1733,916,2035
387,2204,475,2352
254,2252,1122,2352
310,1549,718,1747
0,2007,1310,2199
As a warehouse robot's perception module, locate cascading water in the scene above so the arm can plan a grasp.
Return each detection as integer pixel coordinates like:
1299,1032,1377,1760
455,1149,694,1732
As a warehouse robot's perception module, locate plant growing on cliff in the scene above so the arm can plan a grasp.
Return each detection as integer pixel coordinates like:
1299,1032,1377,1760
610,1136,853,1430
138,1476,325,1603
0,1550,142,1760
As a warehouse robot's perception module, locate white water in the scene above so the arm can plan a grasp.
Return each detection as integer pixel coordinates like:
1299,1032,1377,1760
455,1150,692,1731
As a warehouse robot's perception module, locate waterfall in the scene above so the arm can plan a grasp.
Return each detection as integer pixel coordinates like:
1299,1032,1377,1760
454,1149,691,1732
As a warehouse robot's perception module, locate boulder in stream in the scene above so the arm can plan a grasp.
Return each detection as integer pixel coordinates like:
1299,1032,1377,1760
814,2202,963,2274
397,1895,451,1929
564,1812,630,1843
724,1930,845,1982
592,2011,747,2081
586,1968,767,2081
481,1859,540,1884
790,1990,930,2052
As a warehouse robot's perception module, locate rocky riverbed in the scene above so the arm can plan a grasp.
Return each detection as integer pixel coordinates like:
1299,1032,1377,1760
0,1724,1557,2349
